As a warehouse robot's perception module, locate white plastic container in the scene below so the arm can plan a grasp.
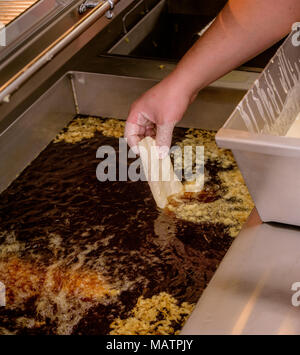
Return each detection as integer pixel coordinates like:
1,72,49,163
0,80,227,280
216,27,300,226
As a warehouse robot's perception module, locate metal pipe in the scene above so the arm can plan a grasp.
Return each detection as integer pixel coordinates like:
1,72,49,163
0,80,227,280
0,0,119,104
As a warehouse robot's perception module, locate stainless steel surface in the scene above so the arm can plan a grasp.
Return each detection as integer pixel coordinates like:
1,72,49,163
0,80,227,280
0,0,38,25
0,68,256,193
0,0,136,132
0,0,119,104
0,0,76,65
0,74,75,193
216,28,300,226
85,55,259,88
78,0,102,14
108,0,163,55
0,0,258,194
72,70,251,130
181,209,300,335
78,0,114,17
105,0,115,18
121,0,149,34
0,0,294,334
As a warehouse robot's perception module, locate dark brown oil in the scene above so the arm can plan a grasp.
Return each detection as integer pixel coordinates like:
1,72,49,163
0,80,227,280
0,125,233,335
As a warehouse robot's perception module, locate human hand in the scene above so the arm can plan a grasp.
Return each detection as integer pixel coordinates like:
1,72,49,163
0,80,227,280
124,75,193,157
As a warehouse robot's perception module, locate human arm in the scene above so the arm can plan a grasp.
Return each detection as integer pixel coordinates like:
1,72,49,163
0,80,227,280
125,0,300,154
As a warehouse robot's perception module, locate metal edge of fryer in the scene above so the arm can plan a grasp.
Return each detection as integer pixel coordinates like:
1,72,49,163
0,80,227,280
181,207,300,335
0,67,255,194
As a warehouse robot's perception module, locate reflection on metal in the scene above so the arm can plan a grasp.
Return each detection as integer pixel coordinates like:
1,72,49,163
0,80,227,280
0,73,76,193
109,0,164,55
0,0,119,104
0,22,5,47
198,17,215,37
181,209,300,335
0,281,5,307
0,0,74,64
69,73,80,114
231,270,270,335
78,0,102,14
0,0,39,25
122,0,149,34
78,0,113,17
105,0,114,19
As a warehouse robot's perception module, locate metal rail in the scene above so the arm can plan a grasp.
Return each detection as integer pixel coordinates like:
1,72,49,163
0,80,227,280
0,0,119,104
0,0,38,25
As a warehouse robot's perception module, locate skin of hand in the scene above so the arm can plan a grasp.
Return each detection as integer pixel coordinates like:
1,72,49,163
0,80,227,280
124,75,194,155
125,0,300,154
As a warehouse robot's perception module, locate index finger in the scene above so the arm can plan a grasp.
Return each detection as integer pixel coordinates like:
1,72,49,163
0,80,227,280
125,112,153,153
124,121,145,154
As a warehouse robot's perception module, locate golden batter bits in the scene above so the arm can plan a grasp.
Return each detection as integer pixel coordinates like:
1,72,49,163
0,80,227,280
0,116,254,335
110,292,194,335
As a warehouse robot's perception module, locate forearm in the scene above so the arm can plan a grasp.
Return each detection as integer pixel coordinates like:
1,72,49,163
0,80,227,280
125,0,300,150
170,0,300,99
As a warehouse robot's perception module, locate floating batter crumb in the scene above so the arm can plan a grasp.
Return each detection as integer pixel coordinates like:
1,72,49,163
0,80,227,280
110,292,194,335
165,128,254,237
55,117,253,236
54,117,125,143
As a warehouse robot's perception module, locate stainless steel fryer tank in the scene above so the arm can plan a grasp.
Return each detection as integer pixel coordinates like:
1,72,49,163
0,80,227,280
0,0,291,336
0,70,255,193
0,0,262,193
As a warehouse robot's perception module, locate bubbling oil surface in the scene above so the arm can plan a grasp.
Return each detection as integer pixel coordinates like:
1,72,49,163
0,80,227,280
0,119,249,335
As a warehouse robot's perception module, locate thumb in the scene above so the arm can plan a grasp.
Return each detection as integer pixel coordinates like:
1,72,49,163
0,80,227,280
155,122,175,158
125,111,147,155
